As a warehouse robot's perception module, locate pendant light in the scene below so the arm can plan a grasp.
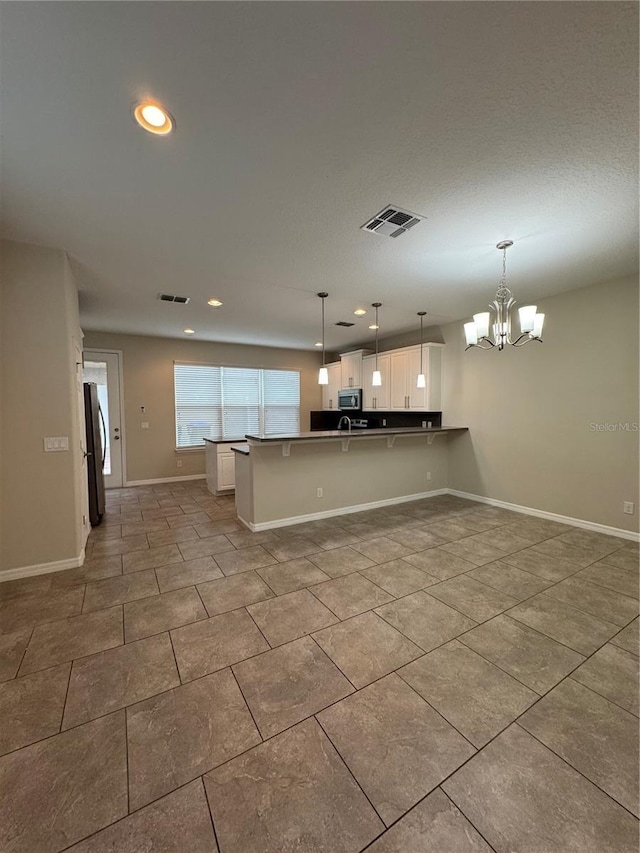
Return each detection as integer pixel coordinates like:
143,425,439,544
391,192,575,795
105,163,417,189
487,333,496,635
317,292,329,384
463,241,545,351
371,302,382,386
416,311,427,388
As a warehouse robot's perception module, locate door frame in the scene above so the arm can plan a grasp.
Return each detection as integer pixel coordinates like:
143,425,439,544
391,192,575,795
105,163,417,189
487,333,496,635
83,348,127,488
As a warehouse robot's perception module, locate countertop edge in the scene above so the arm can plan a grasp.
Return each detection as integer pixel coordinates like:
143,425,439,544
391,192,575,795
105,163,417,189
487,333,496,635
245,427,468,443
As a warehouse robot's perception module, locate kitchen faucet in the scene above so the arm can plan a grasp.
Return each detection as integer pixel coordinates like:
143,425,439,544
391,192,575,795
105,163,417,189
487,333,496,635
337,415,352,432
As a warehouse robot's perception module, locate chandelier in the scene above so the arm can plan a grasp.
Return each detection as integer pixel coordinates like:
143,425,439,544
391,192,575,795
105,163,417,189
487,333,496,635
464,241,545,351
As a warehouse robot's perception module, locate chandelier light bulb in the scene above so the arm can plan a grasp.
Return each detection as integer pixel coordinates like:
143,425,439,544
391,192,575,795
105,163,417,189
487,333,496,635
533,313,545,338
519,305,537,334
372,370,382,387
473,312,490,339
318,366,329,385
416,373,426,388
464,322,478,346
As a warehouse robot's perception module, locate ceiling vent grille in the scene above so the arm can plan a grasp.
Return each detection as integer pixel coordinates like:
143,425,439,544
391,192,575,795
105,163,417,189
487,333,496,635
335,321,355,327
361,205,426,238
157,293,190,304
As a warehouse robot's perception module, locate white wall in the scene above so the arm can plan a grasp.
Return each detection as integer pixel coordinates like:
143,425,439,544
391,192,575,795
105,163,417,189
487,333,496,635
0,240,85,574
442,275,639,533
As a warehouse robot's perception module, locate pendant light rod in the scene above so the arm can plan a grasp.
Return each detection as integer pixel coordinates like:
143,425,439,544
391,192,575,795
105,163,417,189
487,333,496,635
317,292,328,366
317,292,329,386
417,311,426,374
371,302,382,388
372,302,382,367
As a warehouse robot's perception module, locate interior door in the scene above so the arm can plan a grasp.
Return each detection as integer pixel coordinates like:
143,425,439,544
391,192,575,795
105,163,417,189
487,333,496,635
83,350,124,488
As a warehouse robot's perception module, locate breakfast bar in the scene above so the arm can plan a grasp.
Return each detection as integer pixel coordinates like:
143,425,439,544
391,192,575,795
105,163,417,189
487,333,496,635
233,426,468,530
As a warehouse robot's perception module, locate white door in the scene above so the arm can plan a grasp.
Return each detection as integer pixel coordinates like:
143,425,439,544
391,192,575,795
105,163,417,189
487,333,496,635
83,350,124,488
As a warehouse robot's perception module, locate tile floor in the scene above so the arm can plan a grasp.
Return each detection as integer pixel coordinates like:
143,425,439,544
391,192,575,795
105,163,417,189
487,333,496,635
0,482,638,852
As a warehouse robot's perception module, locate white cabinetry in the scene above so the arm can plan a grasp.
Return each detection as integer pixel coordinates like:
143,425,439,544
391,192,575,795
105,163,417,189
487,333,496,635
321,362,342,410
205,441,247,495
340,350,370,389
362,353,390,410
390,344,442,411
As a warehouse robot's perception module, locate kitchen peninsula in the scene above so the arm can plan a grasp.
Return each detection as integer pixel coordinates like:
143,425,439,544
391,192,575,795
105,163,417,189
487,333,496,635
233,426,467,530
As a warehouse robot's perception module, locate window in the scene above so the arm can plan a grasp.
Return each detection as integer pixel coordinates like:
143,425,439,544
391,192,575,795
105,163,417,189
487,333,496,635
174,363,300,448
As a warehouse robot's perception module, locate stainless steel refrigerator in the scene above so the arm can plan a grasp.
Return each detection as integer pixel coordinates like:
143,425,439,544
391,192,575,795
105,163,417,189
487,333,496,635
84,382,106,526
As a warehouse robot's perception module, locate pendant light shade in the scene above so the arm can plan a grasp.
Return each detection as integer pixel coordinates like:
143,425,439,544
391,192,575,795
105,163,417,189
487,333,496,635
371,302,382,387
416,310,427,388
317,292,329,385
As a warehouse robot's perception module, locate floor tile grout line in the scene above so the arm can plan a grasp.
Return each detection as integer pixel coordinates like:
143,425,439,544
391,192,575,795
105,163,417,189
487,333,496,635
243,605,275,650
201,773,223,853
438,787,499,853
514,721,640,821
314,713,388,827
57,658,74,734
228,666,264,743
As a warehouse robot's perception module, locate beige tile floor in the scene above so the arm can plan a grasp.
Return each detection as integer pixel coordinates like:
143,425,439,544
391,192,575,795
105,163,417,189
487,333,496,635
0,482,638,852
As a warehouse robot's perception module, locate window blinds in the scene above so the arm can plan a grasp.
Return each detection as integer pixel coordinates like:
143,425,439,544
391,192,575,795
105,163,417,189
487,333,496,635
174,364,300,447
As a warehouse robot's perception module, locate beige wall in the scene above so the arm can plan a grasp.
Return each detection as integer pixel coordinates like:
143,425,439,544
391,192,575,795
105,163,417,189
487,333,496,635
243,435,449,526
82,331,323,483
442,275,639,532
0,240,84,573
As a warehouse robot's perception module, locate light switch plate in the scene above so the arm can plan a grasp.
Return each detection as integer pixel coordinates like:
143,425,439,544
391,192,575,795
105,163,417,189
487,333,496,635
44,437,69,452
141,422,150,429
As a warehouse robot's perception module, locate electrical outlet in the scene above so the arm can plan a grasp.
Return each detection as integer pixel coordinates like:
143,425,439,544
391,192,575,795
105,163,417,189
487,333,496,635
141,421,149,430
176,459,183,468
382,418,387,427
427,472,432,481
623,501,634,515
422,421,427,428
316,487,323,498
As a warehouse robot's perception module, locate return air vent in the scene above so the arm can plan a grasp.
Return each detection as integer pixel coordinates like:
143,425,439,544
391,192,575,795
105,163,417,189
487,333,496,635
361,205,426,238
157,293,191,304
335,321,355,327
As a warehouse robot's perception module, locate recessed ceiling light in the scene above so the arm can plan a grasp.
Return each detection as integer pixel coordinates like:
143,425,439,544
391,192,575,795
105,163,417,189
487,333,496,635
369,324,379,330
207,298,223,307
354,308,367,316
133,102,174,135
184,328,195,335
314,341,323,347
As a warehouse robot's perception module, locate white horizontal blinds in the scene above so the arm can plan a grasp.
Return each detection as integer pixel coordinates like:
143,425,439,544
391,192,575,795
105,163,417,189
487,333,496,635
221,367,261,438
263,369,300,434
174,364,301,447
175,364,222,447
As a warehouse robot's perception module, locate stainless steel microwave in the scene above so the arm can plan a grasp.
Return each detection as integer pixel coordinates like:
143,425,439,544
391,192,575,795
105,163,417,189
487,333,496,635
338,389,362,411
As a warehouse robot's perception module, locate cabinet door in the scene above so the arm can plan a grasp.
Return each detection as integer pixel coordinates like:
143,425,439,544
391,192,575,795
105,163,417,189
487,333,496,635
374,353,390,409
389,351,409,409
361,356,375,410
322,363,340,409
408,347,427,409
341,354,360,389
328,363,341,409
217,453,236,490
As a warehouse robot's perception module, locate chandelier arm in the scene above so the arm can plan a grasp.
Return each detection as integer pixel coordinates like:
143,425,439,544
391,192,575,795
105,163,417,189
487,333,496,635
465,338,496,352
512,334,543,347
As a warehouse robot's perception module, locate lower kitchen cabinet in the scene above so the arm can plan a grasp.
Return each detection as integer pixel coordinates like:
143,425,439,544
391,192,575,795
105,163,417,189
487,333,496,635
205,440,246,494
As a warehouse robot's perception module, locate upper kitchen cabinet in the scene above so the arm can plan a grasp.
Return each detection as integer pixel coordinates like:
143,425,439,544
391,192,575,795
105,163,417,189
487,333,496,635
389,344,443,411
321,362,342,410
340,349,371,389
362,353,391,410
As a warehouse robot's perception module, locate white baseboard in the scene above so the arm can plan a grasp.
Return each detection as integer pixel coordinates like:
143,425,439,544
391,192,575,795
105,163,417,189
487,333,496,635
238,489,449,532
123,474,207,487
0,548,86,584
446,489,640,543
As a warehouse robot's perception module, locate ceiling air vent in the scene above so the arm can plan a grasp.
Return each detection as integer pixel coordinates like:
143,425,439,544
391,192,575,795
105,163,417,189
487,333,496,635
157,293,191,304
335,321,355,327
361,205,426,238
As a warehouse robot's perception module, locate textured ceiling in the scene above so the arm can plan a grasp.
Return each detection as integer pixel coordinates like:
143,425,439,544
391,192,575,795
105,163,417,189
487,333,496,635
1,2,637,350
